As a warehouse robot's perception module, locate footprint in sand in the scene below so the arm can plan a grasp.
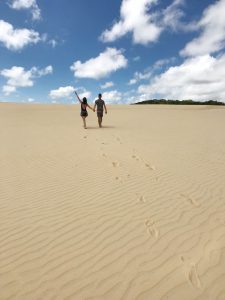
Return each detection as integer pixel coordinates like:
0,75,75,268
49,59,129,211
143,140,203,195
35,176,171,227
145,219,159,239
115,176,122,183
180,194,200,208
131,153,156,170
83,135,87,139
144,162,156,171
132,154,140,161
180,256,201,289
136,194,146,203
114,135,122,144
102,153,107,158
112,161,120,168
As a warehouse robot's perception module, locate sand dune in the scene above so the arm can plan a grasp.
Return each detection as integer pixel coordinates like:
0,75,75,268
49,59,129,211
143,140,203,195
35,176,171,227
0,103,225,300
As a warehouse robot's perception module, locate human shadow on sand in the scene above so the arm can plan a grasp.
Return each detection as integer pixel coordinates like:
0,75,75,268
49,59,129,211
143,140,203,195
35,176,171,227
86,125,115,129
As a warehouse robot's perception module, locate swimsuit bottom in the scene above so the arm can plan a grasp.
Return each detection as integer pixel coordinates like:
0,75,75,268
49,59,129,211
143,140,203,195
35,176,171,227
97,111,103,118
80,111,88,117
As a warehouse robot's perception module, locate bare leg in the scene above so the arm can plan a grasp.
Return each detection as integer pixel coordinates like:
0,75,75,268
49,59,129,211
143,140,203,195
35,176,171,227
82,117,87,129
98,117,101,128
98,117,102,128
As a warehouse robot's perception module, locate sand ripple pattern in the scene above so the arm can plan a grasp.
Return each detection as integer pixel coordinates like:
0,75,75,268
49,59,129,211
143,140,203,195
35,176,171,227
0,104,225,300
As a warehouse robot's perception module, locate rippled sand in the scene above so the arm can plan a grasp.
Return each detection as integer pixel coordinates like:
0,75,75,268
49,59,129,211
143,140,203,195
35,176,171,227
1,103,225,300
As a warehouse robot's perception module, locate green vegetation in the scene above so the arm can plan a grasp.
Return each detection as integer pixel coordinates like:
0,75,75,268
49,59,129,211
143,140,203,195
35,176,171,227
134,99,225,105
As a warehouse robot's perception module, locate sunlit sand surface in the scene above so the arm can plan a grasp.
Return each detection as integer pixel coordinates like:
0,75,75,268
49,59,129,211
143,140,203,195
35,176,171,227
1,103,225,300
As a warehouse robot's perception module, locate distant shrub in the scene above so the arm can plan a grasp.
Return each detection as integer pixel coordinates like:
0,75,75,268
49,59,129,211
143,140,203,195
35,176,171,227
133,99,225,106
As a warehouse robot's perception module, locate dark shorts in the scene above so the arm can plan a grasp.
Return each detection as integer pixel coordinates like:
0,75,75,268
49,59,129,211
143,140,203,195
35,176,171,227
80,111,88,117
97,111,103,118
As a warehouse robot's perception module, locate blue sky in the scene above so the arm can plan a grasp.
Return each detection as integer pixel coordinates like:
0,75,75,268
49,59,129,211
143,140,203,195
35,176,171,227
1,0,225,104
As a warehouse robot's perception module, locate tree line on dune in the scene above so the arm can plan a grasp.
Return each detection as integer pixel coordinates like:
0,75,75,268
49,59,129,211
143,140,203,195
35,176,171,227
134,99,225,105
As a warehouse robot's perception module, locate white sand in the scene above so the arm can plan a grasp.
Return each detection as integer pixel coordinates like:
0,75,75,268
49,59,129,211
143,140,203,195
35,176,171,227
0,103,225,300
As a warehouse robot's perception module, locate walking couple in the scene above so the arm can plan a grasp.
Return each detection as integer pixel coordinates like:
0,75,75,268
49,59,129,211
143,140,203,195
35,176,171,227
75,91,107,129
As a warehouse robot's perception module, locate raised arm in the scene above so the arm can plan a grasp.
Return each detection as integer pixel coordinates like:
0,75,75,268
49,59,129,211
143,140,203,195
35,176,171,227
74,91,82,104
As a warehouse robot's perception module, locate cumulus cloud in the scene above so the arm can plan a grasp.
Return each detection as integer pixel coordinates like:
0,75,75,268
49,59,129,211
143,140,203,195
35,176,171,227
70,48,127,79
161,0,185,32
2,85,16,95
0,20,40,50
1,65,53,95
100,81,114,89
9,0,41,20
102,90,122,104
31,65,53,77
100,0,161,45
49,86,75,99
138,54,225,101
125,93,150,104
181,0,225,56
49,86,91,101
129,57,176,85
135,0,225,102
1,67,33,88
129,71,152,85
100,0,186,45
76,87,92,99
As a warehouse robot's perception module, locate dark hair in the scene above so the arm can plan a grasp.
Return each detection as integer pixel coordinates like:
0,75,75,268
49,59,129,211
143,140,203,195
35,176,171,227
82,97,87,104
98,93,102,98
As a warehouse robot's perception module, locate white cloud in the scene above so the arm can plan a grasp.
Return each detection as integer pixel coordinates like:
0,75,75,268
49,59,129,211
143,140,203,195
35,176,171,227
161,0,185,32
49,39,57,48
137,0,225,102
181,0,225,57
1,66,33,88
0,20,40,50
100,81,114,89
41,34,59,48
70,48,127,79
49,86,91,101
102,90,122,104
1,65,53,95
100,0,162,45
31,65,53,77
49,86,75,99
126,93,150,103
28,97,35,102
138,54,225,101
129,71,152,85
76,87,92,100
100,0,186,45
9,0,41,20
133,56,141,61
128,58,175,85
2,85,16,96
153,57,176,68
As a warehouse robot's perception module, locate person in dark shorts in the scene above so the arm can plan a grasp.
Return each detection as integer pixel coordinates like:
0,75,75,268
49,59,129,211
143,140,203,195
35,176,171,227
75,91,94,129
93,93,107,128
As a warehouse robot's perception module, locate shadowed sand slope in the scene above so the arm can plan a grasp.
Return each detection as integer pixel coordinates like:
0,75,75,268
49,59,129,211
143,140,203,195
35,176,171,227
0,103,225,300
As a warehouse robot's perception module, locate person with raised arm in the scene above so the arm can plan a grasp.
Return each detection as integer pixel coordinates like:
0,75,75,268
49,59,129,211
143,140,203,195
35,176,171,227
75,91,94,129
